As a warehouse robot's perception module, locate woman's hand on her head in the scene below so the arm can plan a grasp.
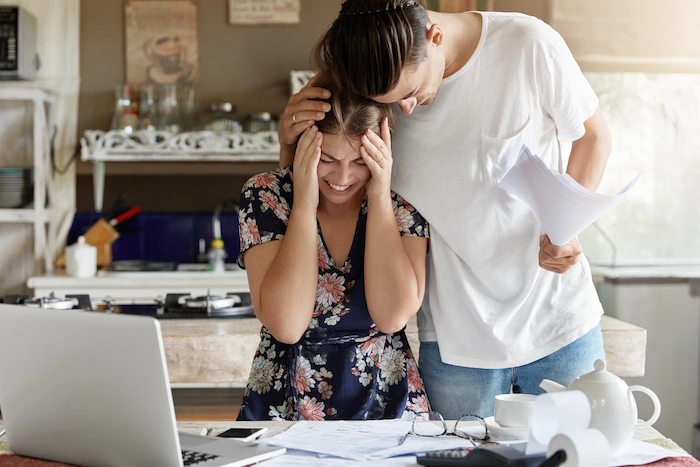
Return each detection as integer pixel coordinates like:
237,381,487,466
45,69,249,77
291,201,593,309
279,75,331,167
360,117,393,202
293,126,323,211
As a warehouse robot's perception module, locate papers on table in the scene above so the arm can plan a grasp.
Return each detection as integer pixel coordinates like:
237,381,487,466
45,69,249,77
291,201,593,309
258,420,474,462
258,449,417,466
498,145,639,246
255,419,689,466
609,439,692,466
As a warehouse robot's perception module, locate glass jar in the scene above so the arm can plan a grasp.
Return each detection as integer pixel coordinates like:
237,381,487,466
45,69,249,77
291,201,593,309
203,103,242,133
246,112,278,133
138,85,157,132
158,83,181,134
111,85,139,134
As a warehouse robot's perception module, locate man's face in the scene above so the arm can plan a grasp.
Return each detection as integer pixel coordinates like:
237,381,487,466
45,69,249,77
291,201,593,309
372,53,443,115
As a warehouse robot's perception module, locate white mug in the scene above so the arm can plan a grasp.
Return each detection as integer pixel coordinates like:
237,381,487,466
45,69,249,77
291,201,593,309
494,393,537,428
65,236,97,278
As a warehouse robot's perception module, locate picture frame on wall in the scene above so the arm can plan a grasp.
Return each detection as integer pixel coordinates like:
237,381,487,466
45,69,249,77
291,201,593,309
228,0,301,25
125,0,199,85
424,0,494,12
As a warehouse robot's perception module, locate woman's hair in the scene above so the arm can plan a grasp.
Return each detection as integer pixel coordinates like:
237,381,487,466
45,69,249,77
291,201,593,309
313,0,430,99
313,74,396,138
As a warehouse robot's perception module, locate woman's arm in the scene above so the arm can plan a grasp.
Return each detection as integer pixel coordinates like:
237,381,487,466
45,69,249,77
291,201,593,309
360,118,428,333
244,205,318,344
364,199,428,333
245,127,324,344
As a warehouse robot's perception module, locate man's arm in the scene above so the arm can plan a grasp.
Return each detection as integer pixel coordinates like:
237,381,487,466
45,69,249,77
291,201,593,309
540,107,612,274
566,107,612,191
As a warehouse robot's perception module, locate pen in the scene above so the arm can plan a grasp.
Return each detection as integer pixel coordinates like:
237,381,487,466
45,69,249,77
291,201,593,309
0,429,6,438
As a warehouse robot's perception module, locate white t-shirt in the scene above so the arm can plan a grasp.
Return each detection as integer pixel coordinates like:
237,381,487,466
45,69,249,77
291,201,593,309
391,12,604,369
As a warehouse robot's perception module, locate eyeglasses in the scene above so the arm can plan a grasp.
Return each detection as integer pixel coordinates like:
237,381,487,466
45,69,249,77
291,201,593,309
409,411,491,447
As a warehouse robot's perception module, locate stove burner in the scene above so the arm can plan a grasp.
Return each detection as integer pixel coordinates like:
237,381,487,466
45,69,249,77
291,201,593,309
107,260,177,272
181,294,239,310
3,292,93,311
164,293,253,317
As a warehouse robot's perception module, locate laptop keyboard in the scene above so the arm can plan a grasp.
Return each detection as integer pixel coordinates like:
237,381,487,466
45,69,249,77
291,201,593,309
182,449,221,466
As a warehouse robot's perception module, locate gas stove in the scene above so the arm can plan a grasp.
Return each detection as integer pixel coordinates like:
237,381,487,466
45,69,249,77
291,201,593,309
2,291,254,319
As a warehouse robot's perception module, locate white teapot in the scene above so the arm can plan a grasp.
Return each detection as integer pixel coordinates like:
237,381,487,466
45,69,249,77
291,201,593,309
540,359,661,452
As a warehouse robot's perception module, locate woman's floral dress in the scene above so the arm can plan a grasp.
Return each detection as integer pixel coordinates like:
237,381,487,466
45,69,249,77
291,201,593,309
236,167,431,421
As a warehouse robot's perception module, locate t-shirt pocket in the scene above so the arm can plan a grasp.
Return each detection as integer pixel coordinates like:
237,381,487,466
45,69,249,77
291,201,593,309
478,115,531,189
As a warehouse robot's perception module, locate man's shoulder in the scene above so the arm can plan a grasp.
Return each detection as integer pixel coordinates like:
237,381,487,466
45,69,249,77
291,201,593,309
481,11,559,48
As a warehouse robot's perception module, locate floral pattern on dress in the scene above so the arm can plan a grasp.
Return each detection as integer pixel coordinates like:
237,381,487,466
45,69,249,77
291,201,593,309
237,168,431,421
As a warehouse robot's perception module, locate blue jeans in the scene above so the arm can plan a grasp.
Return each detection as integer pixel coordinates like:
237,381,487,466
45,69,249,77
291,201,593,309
418,324,606,419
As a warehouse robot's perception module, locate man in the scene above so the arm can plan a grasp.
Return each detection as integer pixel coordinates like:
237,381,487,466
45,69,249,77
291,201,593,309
278,0,612,419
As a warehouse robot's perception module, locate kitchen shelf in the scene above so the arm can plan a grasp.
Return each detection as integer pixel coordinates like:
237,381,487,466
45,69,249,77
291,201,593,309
0,208,53,223
80,130,280,211
0,82,57,274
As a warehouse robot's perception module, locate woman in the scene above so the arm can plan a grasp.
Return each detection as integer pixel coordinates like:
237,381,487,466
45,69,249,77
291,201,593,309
236,78,430,421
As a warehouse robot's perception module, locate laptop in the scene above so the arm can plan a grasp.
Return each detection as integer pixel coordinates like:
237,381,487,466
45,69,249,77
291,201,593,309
0,304,285,467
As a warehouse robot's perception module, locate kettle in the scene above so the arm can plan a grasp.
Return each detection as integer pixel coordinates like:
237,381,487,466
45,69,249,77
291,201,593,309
540,359,661,452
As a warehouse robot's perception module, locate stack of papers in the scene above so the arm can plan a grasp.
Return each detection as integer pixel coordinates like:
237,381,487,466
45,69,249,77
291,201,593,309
258,420,473,462
254,420,690,466
498,145,639,246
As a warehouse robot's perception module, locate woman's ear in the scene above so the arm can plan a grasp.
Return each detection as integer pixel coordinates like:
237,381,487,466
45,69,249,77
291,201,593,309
426,23,443,45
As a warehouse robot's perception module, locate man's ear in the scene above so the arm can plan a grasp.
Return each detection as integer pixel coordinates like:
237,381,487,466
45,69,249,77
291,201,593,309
426,23,443,45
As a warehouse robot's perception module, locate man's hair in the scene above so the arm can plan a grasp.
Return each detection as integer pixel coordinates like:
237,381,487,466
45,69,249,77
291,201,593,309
314,0,430,99
313,74,396,138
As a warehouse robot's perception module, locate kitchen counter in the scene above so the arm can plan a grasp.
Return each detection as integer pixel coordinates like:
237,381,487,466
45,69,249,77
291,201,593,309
162,314,646,387
27,270,648,386
591,261,700,285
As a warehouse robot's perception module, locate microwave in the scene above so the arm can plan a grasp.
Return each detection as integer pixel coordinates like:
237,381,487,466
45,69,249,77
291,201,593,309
0,6,39,80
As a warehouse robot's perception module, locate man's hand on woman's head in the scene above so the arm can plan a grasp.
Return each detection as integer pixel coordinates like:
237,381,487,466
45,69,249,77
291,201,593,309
360,117,393,202
279,74,331,167
539,235,582,274
292,126,323,211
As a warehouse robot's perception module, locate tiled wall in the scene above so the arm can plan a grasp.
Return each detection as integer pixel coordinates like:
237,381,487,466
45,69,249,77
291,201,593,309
579,73,700,263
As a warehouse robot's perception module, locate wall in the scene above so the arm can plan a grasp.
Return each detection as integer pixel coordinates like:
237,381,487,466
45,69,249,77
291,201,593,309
77,0,345,212
75,0,549,212
580,73,700,262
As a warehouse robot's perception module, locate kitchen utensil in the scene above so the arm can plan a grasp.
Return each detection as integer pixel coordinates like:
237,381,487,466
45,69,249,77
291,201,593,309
109,206,141,227
539,359,661,452
65,236,97,278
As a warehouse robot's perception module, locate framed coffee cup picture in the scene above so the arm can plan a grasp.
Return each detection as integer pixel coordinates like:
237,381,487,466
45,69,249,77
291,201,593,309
125,0,199,85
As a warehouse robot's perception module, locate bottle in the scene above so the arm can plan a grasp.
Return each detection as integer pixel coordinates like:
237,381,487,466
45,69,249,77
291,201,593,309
206,238,228,273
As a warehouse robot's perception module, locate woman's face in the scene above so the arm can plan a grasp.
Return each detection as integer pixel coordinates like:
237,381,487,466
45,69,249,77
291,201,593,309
317,132,371,205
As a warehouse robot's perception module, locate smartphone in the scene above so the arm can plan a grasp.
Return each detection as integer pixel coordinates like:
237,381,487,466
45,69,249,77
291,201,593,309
216,427,268,442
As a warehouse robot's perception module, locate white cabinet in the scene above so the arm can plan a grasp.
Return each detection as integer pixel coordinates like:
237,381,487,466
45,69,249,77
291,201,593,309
0,83,56,273
594,262,700,453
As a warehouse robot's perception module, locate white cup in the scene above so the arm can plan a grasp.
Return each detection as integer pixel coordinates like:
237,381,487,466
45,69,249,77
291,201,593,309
494,393,537,428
